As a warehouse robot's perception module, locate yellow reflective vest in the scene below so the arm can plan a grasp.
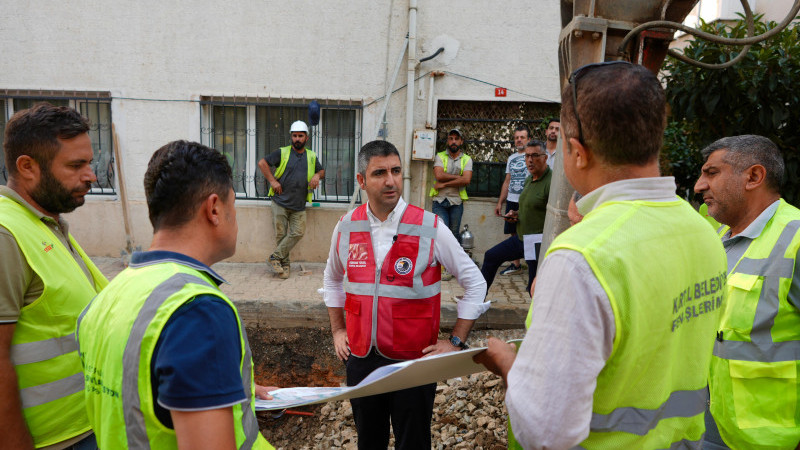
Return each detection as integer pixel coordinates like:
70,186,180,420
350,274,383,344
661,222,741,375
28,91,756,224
709,199,800,449
537,196,726,448
76,260,273,450
268,146,317,202
429,151,470,200
0,196,107,447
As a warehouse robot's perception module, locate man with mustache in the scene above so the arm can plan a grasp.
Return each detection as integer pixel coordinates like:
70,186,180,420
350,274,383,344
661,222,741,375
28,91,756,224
429,127,473,280
324,140,487,449
258,120,324,279
480,139,551,296
0,103,108,449
430,127,473,241
695,135,800,449
544,118,560,168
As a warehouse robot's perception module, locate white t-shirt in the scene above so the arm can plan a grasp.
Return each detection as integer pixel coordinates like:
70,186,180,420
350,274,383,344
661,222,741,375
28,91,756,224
505,152,527,203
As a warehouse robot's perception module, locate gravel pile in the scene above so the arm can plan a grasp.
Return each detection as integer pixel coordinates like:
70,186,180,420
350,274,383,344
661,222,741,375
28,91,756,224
261,329,525,450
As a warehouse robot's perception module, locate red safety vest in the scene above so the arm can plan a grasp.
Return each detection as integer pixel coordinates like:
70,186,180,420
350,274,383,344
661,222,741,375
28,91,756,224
337,204,441,360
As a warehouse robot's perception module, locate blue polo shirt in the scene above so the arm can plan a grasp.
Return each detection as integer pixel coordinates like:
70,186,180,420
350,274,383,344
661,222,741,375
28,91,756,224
128,251,246,429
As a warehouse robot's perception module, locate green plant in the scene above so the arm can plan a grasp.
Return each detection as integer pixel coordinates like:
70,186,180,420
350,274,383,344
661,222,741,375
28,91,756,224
662,15,800,204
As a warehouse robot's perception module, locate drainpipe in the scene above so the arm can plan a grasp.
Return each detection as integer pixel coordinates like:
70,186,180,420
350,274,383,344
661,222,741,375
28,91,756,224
425,71,444,129
403,0,417,203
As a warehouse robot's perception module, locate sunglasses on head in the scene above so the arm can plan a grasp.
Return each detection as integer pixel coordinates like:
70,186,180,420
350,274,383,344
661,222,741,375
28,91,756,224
568,60,632,145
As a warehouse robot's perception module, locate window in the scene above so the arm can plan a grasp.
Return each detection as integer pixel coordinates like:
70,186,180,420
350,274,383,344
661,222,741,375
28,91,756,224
200,98,361,202
0,91,115,194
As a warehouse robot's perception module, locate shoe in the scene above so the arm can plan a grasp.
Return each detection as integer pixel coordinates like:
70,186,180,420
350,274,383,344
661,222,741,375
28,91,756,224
500,263,522,275
279,263,290,279
268,256,284,274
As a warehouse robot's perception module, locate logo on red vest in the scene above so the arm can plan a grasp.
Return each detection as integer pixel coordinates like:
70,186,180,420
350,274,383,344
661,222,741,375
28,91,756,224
348,243,369,268
42,241,54,253
394,257,413,275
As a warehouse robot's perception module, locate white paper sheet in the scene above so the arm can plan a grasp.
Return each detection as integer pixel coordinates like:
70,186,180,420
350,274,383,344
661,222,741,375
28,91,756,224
255,347,489,411
523,233,543,260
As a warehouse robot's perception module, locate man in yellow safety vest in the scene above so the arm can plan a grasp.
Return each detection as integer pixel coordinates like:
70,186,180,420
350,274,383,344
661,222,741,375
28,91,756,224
0,103,107,449
475,62,727,449
258,120,324,279
695,134,800,449
77,140,274,449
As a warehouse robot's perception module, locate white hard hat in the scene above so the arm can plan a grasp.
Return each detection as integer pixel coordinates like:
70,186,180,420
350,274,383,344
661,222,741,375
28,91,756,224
290,121,309,134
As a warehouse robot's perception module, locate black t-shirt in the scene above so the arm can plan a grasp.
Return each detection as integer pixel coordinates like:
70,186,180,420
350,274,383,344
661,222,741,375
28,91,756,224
264,148,323,211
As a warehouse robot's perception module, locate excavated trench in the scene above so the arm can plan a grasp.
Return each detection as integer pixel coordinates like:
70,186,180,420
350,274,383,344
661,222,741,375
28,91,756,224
248,325,523,449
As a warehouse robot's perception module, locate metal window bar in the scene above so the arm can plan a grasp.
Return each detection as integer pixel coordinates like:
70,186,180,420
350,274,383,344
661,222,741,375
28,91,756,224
201,99,360,202
0,94,115,194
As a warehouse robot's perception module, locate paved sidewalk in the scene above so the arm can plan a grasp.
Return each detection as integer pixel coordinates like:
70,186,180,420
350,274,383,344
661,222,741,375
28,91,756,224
91,258,531,330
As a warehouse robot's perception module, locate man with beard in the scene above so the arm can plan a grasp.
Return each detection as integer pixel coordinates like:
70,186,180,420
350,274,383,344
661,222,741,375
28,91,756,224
544,118,560,168
258,120,324,279
695,135,800,449
0,103,108,449
429,127,473,243
324,140,487,449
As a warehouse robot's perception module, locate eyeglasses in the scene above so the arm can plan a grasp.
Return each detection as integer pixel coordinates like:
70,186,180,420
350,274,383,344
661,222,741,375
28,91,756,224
568,60,631,145
525,153,547,159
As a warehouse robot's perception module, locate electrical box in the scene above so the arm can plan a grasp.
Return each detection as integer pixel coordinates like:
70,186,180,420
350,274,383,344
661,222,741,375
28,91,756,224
412,129,436,161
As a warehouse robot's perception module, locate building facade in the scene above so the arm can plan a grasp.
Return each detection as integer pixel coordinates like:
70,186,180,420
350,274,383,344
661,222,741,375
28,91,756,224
1,1,561,262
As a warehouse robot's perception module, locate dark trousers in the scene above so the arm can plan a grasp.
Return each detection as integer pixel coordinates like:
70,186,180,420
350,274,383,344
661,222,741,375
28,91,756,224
480,235,540,294
346,349,436,450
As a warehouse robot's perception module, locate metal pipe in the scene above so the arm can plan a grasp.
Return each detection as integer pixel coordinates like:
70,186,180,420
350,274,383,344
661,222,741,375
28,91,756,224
420,47,444,62
372,37,409,141
403,0,417,203
425,72,444,129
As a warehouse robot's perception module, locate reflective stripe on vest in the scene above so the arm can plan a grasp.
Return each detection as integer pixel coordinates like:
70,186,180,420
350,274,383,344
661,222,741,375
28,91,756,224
337,204,441,360
11,334,78,366
589,388,707,435
709,200,800,448
0,196,107,447
77,266,271,450
544,198,726,449
429,151,470,200
268,146,317,202
714,219,800,362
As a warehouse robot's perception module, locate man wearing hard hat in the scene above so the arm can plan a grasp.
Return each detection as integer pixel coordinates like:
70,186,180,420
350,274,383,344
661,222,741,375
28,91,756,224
258,121,324,279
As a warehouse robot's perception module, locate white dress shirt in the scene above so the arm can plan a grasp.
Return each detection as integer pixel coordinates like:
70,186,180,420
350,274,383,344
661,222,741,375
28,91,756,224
506,177,680,449
323,197,489,320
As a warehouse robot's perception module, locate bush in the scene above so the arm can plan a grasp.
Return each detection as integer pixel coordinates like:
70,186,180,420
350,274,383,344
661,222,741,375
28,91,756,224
661,15,800,204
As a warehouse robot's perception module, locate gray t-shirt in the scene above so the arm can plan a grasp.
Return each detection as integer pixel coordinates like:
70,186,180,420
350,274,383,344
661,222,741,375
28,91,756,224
264,148,324,211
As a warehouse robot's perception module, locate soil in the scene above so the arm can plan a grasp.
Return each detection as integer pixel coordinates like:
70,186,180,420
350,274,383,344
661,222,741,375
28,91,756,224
247,326,525,450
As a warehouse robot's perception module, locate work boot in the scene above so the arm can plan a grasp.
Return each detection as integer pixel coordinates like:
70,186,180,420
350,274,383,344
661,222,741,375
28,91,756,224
268,255,284,274
279,263,290,279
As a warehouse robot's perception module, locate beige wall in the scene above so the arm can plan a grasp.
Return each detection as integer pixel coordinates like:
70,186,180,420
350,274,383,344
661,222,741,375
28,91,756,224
67,197,507,263
3,0,561,262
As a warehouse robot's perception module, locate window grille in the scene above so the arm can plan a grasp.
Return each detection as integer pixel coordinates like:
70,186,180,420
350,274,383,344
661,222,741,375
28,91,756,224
0,92,115,194
201,98,361,202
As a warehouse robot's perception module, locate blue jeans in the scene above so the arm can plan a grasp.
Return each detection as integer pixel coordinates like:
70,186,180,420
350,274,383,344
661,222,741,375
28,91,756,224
432,199,463,242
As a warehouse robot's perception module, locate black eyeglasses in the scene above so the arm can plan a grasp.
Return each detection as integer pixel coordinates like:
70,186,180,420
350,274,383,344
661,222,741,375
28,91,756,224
568,60,631,145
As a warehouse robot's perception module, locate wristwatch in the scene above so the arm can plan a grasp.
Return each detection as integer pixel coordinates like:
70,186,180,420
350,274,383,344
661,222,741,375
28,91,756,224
449,335,469,350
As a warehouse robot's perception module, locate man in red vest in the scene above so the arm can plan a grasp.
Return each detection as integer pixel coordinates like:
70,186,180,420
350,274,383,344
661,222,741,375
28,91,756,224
323,140,488,449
